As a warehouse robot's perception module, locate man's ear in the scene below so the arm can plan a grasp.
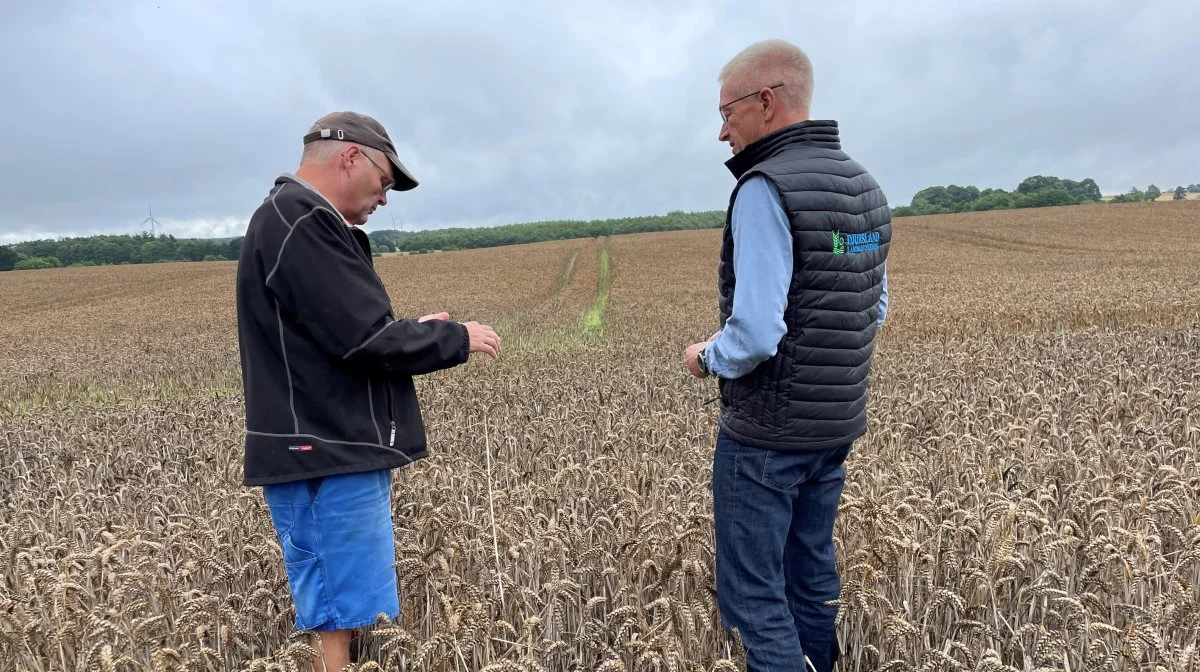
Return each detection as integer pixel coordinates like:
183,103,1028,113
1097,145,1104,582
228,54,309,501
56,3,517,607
339,144,360,172
760,86,779,122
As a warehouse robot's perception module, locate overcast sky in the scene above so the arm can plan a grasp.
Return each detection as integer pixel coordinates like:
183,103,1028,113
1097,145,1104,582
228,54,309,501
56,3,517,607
1,1,1197,244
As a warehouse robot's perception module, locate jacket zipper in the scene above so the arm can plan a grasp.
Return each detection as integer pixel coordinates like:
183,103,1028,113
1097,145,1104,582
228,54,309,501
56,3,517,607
385,383,396,446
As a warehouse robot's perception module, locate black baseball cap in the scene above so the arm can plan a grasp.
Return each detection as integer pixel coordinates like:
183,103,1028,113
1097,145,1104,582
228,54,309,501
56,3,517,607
302,111,419,191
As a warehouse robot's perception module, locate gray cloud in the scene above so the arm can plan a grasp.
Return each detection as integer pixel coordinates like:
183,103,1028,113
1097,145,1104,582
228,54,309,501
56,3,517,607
2,0,1197,243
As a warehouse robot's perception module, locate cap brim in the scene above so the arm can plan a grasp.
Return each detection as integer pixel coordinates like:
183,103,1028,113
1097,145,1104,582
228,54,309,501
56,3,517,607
385,152,419,191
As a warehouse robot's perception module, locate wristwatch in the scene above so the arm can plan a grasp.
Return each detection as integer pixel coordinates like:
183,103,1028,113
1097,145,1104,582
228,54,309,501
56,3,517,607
697,346,710,375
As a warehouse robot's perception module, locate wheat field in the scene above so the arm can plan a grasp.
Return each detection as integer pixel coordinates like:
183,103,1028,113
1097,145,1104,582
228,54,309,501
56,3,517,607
2,201,1199,671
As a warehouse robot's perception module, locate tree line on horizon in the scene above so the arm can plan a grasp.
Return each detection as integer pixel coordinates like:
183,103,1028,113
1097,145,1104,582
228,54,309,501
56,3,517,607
890,176,1200,217
2,178,1195,271
0,232,242,272
1108,183,1199,203
0,211,724,271
365,210,724,254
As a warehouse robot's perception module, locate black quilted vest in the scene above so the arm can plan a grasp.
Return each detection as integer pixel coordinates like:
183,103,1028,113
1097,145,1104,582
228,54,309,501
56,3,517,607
716,120,891,451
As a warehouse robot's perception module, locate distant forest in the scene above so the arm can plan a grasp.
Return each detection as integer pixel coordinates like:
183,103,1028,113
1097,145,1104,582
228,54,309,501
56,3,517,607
0,211,723,271
890,177,1199,217
3,177,1195,271
365,210,724,254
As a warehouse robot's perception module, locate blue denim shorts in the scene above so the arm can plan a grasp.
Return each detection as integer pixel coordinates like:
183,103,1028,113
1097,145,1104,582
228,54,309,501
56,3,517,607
263,468,400,631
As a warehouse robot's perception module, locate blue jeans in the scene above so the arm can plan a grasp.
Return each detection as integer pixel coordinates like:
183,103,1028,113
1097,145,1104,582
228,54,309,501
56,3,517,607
712,432,850,672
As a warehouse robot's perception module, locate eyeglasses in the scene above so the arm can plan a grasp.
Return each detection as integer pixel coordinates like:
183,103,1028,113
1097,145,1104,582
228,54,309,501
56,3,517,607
720,83,784,123
356,147,394,192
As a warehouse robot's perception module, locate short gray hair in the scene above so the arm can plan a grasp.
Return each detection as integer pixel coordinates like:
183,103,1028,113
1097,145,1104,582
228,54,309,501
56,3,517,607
719,39,814,113
300,138,386,166
300,138,348,164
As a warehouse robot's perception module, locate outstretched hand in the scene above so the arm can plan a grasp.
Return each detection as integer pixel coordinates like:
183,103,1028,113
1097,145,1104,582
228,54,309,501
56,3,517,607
416,312,500,359
463,321,501,359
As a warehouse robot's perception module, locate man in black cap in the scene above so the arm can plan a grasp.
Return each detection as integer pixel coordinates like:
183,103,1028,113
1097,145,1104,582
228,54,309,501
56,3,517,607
295,110,420,224
235,111,501,670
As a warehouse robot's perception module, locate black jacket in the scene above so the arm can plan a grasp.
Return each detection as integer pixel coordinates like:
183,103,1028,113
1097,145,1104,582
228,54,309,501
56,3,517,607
716,121,891,451
235,174,469,486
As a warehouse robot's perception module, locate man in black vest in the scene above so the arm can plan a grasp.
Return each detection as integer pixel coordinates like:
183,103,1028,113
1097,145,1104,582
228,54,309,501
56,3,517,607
683,40,891,672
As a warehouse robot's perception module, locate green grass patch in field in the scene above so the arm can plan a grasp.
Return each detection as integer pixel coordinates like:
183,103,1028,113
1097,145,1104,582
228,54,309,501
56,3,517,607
581,248,610,334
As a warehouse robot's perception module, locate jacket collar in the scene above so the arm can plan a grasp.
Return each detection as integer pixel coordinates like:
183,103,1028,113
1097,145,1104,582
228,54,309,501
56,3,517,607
278,172,352,225
276,173,375,265
724,120,841,180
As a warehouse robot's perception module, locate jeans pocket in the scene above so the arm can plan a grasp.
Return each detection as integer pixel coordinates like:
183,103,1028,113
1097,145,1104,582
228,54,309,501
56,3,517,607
761,450,813,490
281,531,327,629
282,532,319,568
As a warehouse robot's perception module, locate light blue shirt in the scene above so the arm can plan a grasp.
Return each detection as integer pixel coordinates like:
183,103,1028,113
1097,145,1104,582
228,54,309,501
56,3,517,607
878,260,888,324
704,175,888,380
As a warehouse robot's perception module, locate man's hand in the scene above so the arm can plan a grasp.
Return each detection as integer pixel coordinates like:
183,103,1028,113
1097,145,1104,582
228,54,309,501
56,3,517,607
684,342,709,378
464,321,501,359
419,312,450,323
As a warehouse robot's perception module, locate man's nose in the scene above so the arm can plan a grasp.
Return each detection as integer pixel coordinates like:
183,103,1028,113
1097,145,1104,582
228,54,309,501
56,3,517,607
718,121,730,142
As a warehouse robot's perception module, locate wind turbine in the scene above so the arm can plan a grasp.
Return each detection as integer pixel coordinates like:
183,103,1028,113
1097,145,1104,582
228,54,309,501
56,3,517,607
142,204,161,236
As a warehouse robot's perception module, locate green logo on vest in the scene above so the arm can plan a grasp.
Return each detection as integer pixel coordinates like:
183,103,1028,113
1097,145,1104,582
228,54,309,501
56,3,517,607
832,230,880,255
